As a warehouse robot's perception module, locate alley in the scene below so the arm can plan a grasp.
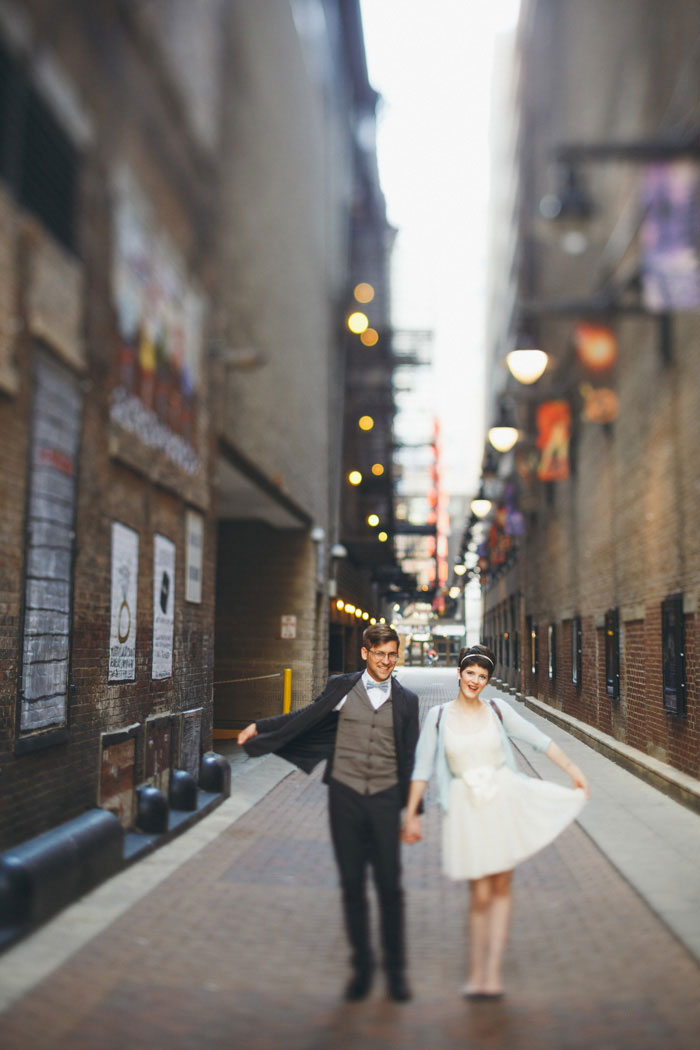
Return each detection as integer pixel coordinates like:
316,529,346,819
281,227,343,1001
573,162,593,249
1,668,699,1050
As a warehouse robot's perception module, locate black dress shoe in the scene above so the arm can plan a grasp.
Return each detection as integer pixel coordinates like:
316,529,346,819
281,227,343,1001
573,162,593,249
387,972,412,1002
345,969,372,1001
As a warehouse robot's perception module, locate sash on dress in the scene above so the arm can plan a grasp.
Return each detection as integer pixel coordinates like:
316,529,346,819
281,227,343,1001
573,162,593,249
461,765,500,806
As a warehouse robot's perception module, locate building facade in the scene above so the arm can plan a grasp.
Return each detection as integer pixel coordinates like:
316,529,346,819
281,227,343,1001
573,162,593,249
480,0,700,780
0,0,394,851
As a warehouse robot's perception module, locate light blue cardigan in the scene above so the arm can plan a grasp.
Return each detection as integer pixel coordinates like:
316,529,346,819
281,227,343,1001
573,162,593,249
411,697,552,813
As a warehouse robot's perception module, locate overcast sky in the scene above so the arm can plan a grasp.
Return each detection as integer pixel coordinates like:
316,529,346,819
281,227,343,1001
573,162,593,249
359,0,520,496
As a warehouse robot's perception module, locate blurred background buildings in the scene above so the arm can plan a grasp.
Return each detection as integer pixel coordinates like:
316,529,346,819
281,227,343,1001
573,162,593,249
476,0,700,780
0,0,406,852
1,0,700,866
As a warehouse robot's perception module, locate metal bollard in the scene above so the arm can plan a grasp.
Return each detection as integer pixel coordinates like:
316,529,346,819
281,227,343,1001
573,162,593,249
283,667,292,713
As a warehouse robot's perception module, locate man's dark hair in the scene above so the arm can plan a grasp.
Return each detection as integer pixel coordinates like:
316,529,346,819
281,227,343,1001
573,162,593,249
362,623,399,649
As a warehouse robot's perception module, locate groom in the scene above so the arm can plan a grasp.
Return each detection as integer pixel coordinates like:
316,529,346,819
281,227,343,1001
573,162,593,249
238,623,419,1002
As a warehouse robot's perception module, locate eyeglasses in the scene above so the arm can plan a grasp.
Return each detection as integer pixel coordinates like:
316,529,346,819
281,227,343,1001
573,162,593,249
368,650,399,663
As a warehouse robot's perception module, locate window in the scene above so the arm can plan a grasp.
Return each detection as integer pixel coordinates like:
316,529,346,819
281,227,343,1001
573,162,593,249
605,608,620,700
547,624,556,682
0,39,78,253
527,617,538,675
571,616,582,687
662,594,686,716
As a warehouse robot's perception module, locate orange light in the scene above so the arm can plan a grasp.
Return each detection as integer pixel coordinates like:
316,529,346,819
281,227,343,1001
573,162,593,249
360,328,379,347
371,463,384,476
354,282,375,304
358,415,374,431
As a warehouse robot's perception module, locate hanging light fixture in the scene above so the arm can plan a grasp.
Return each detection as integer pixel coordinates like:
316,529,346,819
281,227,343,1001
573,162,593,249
487,399,519,453
488,424,519,453
470,486,493,518
506,347,549,384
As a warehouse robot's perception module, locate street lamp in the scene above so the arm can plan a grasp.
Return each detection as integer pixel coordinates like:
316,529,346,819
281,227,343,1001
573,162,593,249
506,348,549,385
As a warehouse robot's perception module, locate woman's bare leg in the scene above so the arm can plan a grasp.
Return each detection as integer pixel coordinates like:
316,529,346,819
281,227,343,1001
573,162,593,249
465,877,492,993
483,870,513,994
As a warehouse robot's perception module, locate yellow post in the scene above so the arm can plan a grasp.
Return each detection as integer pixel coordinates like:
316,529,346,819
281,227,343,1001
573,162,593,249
283,667,292,714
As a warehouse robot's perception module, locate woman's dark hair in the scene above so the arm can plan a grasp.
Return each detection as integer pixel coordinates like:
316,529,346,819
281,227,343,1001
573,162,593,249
458,643,496,677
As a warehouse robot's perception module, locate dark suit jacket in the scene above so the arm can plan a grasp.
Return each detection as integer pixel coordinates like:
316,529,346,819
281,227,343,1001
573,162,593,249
243,671,420,807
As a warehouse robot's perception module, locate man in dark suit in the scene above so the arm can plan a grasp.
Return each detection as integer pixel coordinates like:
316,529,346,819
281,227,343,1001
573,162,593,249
238,624,419,1002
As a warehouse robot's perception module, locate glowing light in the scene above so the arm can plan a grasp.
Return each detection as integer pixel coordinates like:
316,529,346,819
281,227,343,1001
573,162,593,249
379,617,386,624
506,349,548,385
355,608,362,618
348,470,362,486
336,599,345,610
367,514,379,527
347,311,369,334
470,498,493,518
454,564,467,576
488,426,519,453
377,531,388,543
360,328,379,347
345,603,356,614
371,463,384,476
362,611,369,620
449,586,461,599
358,415,374,431
353,282,375,303
370,617,376,625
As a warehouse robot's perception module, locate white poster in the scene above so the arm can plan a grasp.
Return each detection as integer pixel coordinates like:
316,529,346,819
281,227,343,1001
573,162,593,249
152,533,176,680
109,522,139,681
185,510,203,603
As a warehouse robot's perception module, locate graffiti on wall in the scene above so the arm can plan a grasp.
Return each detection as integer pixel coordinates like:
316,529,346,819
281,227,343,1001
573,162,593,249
110,165,205,475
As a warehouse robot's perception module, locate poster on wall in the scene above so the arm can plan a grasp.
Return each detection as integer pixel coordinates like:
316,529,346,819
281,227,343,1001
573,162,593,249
20,351,82,731
152,533,176,680
640,161,700,312
185,510,203,604
109,522,139,681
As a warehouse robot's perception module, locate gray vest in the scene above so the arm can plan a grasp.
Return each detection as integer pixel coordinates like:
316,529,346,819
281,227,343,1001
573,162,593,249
332,679,398,795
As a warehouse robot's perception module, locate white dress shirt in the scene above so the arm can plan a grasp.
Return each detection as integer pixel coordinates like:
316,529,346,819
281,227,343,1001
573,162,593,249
334,671,393,712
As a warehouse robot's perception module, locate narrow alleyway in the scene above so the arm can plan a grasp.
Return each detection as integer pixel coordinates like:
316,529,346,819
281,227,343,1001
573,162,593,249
1,669,699,1050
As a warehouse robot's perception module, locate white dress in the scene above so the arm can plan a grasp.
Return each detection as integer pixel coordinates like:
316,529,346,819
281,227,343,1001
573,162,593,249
442,706,586,880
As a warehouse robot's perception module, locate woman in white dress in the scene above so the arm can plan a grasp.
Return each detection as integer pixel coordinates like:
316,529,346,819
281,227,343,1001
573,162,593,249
402,644,589,999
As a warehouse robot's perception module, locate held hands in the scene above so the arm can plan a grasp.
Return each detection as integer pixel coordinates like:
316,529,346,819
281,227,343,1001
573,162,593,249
401,813,422,844
237,723,258,746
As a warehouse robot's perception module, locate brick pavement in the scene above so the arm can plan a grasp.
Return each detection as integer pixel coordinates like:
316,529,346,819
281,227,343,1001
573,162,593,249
1,670,700,1049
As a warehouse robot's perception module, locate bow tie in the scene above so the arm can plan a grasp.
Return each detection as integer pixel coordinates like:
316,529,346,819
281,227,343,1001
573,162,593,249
366,679,391,691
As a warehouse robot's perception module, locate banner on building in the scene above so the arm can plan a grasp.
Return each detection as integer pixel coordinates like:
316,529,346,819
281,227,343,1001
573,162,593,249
574,322,617,372
152,533,176,680
109,522,139,681
536,400,571,481
640,161,700,312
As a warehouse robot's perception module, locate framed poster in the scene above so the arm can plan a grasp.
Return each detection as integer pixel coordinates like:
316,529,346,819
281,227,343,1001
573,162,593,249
109,522,139,681
152,533,175,680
